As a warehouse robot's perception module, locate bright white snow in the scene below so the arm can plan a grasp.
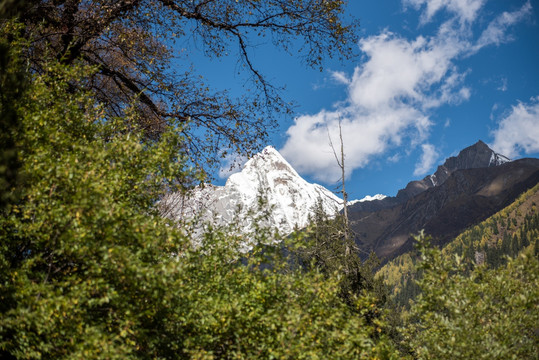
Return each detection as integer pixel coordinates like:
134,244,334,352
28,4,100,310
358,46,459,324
489,151,511,166
347,194,387,206
161,146,343,239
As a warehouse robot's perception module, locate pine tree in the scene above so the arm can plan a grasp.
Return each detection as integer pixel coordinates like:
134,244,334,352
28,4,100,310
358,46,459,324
502,232,512,257
521,229,530,248
512,234,520,257
401,233,539,360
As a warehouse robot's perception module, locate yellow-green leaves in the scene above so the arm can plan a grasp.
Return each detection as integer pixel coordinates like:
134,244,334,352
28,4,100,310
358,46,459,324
401,233,539,360
0,31,400,359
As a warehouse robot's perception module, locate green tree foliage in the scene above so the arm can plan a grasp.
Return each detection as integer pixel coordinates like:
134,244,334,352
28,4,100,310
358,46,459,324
0,2,27,210
400,233,539,360
13,0,358,171
379,183,539,308
296,199,387,311
0,23,400,359
0,39,188,358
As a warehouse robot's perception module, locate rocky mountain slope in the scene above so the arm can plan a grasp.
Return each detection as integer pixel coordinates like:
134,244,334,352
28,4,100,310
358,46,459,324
349,141,539,261
161,141,538,262
376,181,539,308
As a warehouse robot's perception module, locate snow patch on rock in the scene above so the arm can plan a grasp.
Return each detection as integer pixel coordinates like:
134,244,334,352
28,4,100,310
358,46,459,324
489,151,511,166
347,194,387,206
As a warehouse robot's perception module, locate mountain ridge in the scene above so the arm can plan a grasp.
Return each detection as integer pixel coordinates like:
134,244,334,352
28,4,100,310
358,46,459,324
349,140,511,213
161,146,344,240
161,141,538,262
350,152,539,261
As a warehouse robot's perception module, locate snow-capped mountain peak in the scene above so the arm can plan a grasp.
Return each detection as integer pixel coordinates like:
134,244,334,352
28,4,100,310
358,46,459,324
225,146,300,196
242,146,299,177
161,146,343,239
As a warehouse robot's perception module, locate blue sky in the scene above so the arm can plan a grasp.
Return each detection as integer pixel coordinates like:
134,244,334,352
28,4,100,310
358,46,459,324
185,0,539,200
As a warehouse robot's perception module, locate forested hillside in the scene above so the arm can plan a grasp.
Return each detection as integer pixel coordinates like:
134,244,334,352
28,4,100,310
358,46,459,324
378,182,539,308
398,232,538,359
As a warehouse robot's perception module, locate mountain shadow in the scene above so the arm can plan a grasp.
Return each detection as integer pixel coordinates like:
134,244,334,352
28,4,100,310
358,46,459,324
349,141,539,262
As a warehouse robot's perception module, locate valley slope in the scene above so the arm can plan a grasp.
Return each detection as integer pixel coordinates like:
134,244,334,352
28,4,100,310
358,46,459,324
350,141,539,261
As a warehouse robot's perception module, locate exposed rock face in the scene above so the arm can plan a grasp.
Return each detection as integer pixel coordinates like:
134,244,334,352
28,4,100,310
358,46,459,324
397,140,510,201
443,140,510,169
350,140,511,213
349,146,538,262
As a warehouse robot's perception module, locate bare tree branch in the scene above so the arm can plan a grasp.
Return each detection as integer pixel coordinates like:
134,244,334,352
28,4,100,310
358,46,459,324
16,0,358,174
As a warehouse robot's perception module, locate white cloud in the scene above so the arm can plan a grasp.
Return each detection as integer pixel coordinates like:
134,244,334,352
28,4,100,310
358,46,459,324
414,143,439,176
497,77,508,92
490,103,500,121
280,1,531,184
388,153,402,163
330,70,351,85
281,30,466,183
490,96,539,158
348,32,464,110
475,1,532,50
282,106,430,182
404,0,485,24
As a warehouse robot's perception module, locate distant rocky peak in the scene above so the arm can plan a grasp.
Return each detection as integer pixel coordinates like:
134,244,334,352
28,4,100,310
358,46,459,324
395,141,511,202
427,141,510,188
443,140,510,172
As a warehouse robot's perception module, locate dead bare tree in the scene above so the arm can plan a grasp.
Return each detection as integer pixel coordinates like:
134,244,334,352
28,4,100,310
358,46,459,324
327,117,351,254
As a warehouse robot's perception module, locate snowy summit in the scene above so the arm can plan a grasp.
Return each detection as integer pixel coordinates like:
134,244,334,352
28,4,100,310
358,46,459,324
161,146,343,237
